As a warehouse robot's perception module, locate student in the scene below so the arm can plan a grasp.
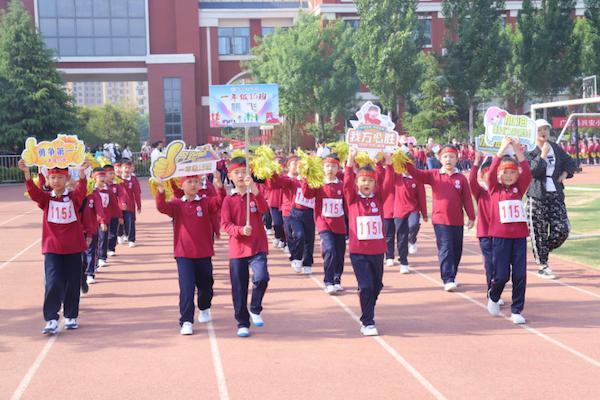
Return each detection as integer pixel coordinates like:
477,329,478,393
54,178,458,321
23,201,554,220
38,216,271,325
267,184,286,250
155,174,224,335
302,154,347,294
94,167,121,269
19,160,90,334
392,154,428,274
221,158,270,337
486,138,532,324
382,161,397,268
406,145,476,291
344,149,394,336
120,159,142,247
104,165,127,256
84,168,109,284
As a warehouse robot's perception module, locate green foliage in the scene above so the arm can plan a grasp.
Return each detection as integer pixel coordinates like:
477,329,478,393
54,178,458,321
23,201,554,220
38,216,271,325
497,26,528,111
0,0,78,153
77,103,141,148
403,54,457,143
353,0,422,112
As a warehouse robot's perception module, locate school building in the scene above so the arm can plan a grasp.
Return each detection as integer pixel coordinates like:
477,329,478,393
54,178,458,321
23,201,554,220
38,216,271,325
1,0,590,146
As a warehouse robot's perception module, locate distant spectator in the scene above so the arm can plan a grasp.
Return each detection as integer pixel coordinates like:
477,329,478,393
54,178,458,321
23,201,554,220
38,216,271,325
122,144,133,161
140,141,151,161
150,141,164,164
316,140,330,158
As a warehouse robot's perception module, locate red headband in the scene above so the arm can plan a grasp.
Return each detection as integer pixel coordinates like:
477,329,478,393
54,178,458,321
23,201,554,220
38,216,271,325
121,161,132,166
179,175,199,184
104,166,115,172
92,171,106,178
48,168,69,176
357,170,377,180
439,147,458,157
286,156,299,165
323,157,340,166
228,162,247,173
114,163,121,167
499,162,519,172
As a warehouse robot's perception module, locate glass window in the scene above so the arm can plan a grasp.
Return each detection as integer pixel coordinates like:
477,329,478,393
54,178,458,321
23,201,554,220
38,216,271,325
218,37,230,55
261,27,275,36
217,27,249,56
417,18,432,47
93,0,110,17
59,38,77,56
58,18,75,36
40,18,58,36
128,0,145,17
76,37,93,55
233,36,248,55
44,38,59,53
164,77,183,141
112,38,129,55
129,38,146,55
112,19,129,36
76,19,93,36
111,0,128,17
39,0,57,17
94,19,111,36
75,0,92,17
57,0,75,17
94,38,111,55
345,19,360,30
129,19,145,36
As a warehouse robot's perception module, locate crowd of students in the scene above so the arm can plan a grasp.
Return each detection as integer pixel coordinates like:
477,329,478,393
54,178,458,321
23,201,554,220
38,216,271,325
19,118,577,338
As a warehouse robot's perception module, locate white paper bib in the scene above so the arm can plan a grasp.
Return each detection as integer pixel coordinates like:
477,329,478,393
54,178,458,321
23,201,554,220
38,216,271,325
356,215,383,240
322,198,344,218
499,199,527,224
47,200,77,224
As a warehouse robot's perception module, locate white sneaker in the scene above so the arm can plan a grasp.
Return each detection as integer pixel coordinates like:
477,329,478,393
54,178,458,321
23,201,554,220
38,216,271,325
325,285,336,295
303,266,312,275
237,327,250,337
128,241,136,248
86,275,95,285
98,259,107,268
266,228,274,235
498,299,505,306
408,243,418,255
334,284,344,292
180,322,193,335
385,258,395,267
487,298,500,316
399,264,410,274
291,260,302,273
107,251,116,257
272,238,280,247
250,312,264,327
283,245,290,254
64,318,79,330
198,309,211,323
277,241,286,249
360,325,379,336
42,319,58,335
538,266,556,280
117,236,124,245
444,282,458,292
511,313,526,325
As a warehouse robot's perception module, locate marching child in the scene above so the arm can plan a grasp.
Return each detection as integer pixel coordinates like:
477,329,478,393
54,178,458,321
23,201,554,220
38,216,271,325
19,159,90,334
221,157,270,337
120,159,142,247
104,165,127,256
344,149,394,336
155,174,224,335
406,145,475,291
302,154,347,294
486,138,532,324
83,168,109,285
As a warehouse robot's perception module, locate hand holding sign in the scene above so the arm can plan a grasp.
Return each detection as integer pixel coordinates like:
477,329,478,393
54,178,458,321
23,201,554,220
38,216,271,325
152,142,181,179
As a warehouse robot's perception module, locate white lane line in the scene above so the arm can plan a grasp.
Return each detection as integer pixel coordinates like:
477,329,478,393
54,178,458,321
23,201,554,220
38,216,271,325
207,321,230,400
0,209,37,227
308,275,447,400
565,187,600,192
412,269,600,369
10,329,60,400
0,238,41,272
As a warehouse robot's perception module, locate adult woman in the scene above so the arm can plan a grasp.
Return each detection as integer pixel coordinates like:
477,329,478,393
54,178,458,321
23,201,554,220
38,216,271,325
525,119,576,279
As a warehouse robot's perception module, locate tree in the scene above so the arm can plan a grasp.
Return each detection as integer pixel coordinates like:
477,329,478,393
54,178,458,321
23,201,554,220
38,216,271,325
353,0,422,115
497,26,527,113
77,104,141,148
247,13,358,141
0,0,78,152
573,1,600,79
403,54,457,143
442,0,509,141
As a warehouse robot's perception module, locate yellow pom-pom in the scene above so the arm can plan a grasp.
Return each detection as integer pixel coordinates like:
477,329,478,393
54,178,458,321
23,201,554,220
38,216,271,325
148,178,175,201
327,142,349,164
297,149,324,189
86,179,95,195
392,150,413,174
97,156,112,167
250,145,282,180
114,176,123,184
231,149,245,159
355,152,374,168
85,153,100,169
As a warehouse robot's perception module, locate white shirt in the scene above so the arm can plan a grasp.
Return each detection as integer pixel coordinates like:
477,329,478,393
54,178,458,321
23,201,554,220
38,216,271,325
150,148,162,164
317,146,330,158
545,146,556,192
122,148,133,160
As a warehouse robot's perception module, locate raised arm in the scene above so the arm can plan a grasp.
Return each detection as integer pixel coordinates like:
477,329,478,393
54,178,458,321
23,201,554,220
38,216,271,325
406,162,433,185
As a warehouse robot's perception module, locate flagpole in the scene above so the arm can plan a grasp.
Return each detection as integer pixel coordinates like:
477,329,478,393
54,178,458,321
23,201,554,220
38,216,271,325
244,125,250,226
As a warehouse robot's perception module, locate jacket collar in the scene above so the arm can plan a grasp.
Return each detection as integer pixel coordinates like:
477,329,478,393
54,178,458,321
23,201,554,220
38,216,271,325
439,167,460,175
51,188,70,198
181,194,201,202
358,191,375,199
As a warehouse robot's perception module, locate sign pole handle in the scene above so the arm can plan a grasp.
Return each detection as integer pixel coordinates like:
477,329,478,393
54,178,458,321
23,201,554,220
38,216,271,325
245,125,251,226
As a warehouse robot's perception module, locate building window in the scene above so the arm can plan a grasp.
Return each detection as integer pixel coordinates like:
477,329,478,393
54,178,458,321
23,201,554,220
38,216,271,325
163,77,182,142
218,27,250,56
261,27,275,37
37,0,147,57
344,19,360,30
417,17,432,48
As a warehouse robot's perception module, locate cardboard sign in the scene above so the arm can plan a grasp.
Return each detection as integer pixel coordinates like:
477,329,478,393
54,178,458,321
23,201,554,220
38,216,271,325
150,141,218,180
21,135,85,168
346,101,399,157
209,84,280,128
484,107,536,151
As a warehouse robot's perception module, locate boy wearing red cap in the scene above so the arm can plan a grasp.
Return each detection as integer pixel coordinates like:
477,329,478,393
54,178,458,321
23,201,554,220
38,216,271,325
302,154,347,294
406,145,476,291
486,137,532,324
103,165,127,257
155,174,225,335
18,160,90,334
221,157,270,337
120,159,142,247
83,168,109,285
344,149,394,336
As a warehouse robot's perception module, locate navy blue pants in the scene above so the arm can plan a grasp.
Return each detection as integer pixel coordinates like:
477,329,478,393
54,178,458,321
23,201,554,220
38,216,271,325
176,257,214,325
108,217,119,252
490,237,527,314
270,207,285,242
384,218,395,260
84,233,99,277
229,252,269,328
262,209,272,230
117,220,124,237
44,253,82,321
479,237,493,290
283,216,293,258
123,211,136,242
394,212,421,265
320,231,346,285
433,224,464,284
289,208,315,266
98,226,108,261
350,253,384,326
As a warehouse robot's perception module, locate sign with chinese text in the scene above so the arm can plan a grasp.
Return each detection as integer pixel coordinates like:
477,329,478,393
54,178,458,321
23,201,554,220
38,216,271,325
21,135,85,168
346,101,399,157
150,141,218,180
484,107,536,151
209,84,280,128
552,116,600,129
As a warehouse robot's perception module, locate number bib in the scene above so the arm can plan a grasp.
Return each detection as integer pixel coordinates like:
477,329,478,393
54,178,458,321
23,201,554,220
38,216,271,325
99,192,110,208
322,198,344,218
499,200,527,224
295,188,315,209
47,200,77,224
356,215,383,240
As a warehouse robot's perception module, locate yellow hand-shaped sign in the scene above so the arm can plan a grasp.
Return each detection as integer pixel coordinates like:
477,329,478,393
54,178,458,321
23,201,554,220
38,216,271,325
150,140,184,179
21,135,86,168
